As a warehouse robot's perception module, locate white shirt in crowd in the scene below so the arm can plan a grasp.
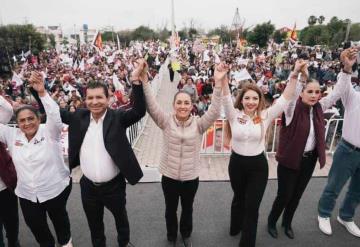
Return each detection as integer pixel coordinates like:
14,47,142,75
0,94,70,202
223,94,289,156
285,72,355,151
0,96,14,192
80,111,120,183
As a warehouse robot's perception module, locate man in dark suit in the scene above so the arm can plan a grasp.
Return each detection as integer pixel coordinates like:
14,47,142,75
35,60,147,247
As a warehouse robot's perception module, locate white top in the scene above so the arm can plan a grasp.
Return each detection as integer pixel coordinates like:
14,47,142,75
223,94,289,156
79,111,120,183
0,94,70,203
0,96,14,192
337,73,360,147
285,72,355,151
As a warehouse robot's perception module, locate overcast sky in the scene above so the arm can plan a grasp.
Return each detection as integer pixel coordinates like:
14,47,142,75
1,0,359,34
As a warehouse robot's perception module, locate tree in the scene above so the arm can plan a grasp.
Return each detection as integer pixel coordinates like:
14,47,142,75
61,37,69,46
188,28,198,40
318,16,325,25
0,24,46,76
299,25,330,46
48,34,56,48
273,30,287,44
246,22,275,48
308,15,317,26
349,23,360,42
101,31,116,42
208,25,232,43
157,28,171,42
131,26,157,41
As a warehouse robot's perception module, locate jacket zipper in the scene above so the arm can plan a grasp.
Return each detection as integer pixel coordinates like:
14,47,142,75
177,123,185,180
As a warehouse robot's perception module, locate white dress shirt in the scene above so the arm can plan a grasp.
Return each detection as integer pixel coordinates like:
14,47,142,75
337,73,360,147
223,94,289,156
80,111,120,183
284,72,354,151
0,96,14,192
0,94,70,202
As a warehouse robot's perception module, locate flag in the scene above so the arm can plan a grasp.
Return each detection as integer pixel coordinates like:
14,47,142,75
112,73,124,92
171,60,181,71
79,59,85,71
12,71,24,87
234,69,252,82
116,34,121,50
93,31,103,50
290,23,297,41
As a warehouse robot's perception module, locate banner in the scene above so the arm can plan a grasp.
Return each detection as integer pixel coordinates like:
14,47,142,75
202,120,230,152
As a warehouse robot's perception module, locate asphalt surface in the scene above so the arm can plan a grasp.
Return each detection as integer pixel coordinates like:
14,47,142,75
13,178,360,247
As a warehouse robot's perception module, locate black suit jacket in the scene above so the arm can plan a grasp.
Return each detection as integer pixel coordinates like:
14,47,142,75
60,84,146,185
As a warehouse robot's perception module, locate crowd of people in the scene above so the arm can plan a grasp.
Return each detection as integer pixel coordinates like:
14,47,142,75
0,35,359,247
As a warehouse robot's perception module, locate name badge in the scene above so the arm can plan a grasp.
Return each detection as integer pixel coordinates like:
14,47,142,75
15,140,24,146
237,117,247,125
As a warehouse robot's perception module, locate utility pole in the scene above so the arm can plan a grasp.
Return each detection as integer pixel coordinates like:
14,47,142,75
344,20,351,43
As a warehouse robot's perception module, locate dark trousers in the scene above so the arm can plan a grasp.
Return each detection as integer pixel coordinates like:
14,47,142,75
161,176,199,240
0,188,19,247
229,152,268,247
268,154,317,227
0,221,3,247
80,174,129,247
19,182,72,247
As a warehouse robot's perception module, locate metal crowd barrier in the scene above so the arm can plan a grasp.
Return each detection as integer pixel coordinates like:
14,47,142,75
200,118,344,156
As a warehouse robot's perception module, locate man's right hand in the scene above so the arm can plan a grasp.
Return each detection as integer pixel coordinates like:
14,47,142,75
341,47,358,73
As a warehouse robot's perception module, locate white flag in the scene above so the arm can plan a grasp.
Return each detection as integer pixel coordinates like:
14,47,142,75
12,72,24,87
112,73,124,92
79,59,85,71
234,69,252,82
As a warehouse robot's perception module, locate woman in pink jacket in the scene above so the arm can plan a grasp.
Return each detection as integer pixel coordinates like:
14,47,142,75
137,60,227,247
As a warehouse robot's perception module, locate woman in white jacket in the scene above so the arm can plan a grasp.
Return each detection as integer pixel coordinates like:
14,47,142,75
0,72,72,247
136,60,227,247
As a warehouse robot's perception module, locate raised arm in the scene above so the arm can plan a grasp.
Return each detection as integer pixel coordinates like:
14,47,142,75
267,59,308,121
221,64,237,122
119,58,146,128
283,60,309,125
197,64,224,133
0,96,13,145
0,95,13,124
29,72,62,140
320,48,358,110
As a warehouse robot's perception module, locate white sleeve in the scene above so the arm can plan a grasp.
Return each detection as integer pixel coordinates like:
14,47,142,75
284,81,303,126
265,95,289,121
0,96,13,124
320,72,353,111
40,93,62,140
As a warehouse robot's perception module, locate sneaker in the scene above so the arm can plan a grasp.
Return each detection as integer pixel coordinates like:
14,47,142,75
62,238,73,247
318,216,332,235
337,216,360,237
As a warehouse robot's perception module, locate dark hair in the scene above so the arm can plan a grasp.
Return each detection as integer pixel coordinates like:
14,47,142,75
173,91,193,104
86,81,109,98
15,105,40,120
